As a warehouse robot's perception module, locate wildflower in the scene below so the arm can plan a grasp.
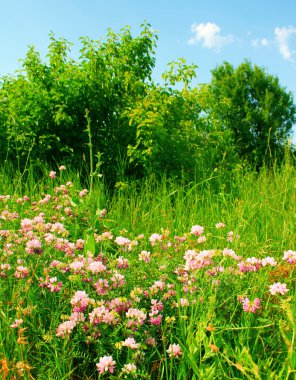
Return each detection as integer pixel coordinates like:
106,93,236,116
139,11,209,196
110,270,125,288
238,258,261,272
126,308,146,328
11,319,23,328
87,261,106,274
89,305,108,324
190,225,204,236
179,298,190,307
99,209,107,219
94,279,109,295
130,287,143,302
215,222,226,229
222,248,241,261
149,233,163,246
227,231,240,242
167,343,182,358
56,320,76,338
49,171,56,179
146,337,156,346
20,218,34,232
39,194,51,204
241,297,261,313
50,222,66,234
114,236,131,250
59,165,66,171
14,266,29,279
69,260,85,273
47,277,63,292
282,250,296,264
121,363,137,376
117,256,129,268
95,231,113,242
96,356,115,374
149,315,163,325
184,249,214,271
122,337,140,349
262,257,277,266
70,290,90,312
69,312,85,323
79,189,88,197
269,282,289,295
138,250,151,263
197,235,206,244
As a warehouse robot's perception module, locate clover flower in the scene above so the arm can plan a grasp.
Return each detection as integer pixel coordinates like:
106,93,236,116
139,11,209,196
269,282,289,295
241,297,261,313
282,250,296,264
56,320,77,338
96,356,115,374
167,343,182,358
190,225,204,236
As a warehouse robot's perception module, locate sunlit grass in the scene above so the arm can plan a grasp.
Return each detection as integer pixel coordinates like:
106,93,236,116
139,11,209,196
0,161,295,379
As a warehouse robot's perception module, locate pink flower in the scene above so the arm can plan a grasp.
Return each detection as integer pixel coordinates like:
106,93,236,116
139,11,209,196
222,248,241,261
149,233,163,246
197,236,206,244
14,266,29,278
167,343,182,358
89,305,108,325
122,337,139,349
179,298,190,307
110,270,125,287
87,261,106,274
49,171,56,179
122,363,137,375
96,356,115,374
10,318,23,328
269,282,289,295
262,257,277,267
190,225,204,236
117,256,129,268
56,320,77,338
94,279,109,295
282,250,296,264
70,290,90,312
138,250,151,263
70,312,86,323
215,222,226,229
241,297,261,313
149,315,162,325
79,189,88,197
59,165,66,171
126,308,146,328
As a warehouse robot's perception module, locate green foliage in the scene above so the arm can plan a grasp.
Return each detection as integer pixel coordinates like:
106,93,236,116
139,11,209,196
1,26,295,185
206,61,296,166
0,24,158,183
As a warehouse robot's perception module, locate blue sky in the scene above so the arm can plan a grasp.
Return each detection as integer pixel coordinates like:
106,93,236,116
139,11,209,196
1,0,296,138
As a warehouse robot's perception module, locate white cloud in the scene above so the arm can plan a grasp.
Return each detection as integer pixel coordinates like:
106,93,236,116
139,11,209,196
274,26,296,61
188,22,234,51
251,38,270,47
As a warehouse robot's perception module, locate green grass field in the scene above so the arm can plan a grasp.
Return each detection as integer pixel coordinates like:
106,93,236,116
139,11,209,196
0,161,295,379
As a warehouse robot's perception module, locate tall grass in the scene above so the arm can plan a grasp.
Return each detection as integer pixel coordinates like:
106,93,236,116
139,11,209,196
0,159,295,379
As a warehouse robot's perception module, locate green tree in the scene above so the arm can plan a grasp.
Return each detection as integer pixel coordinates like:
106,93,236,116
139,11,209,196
206,61,296,166
125,59,203,178
0,24,158,183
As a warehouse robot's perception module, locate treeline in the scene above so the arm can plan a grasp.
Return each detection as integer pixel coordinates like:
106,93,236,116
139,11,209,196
0,23,295,185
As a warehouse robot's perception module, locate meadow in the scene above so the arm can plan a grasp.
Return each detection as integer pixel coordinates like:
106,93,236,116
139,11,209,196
0,160,295,379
